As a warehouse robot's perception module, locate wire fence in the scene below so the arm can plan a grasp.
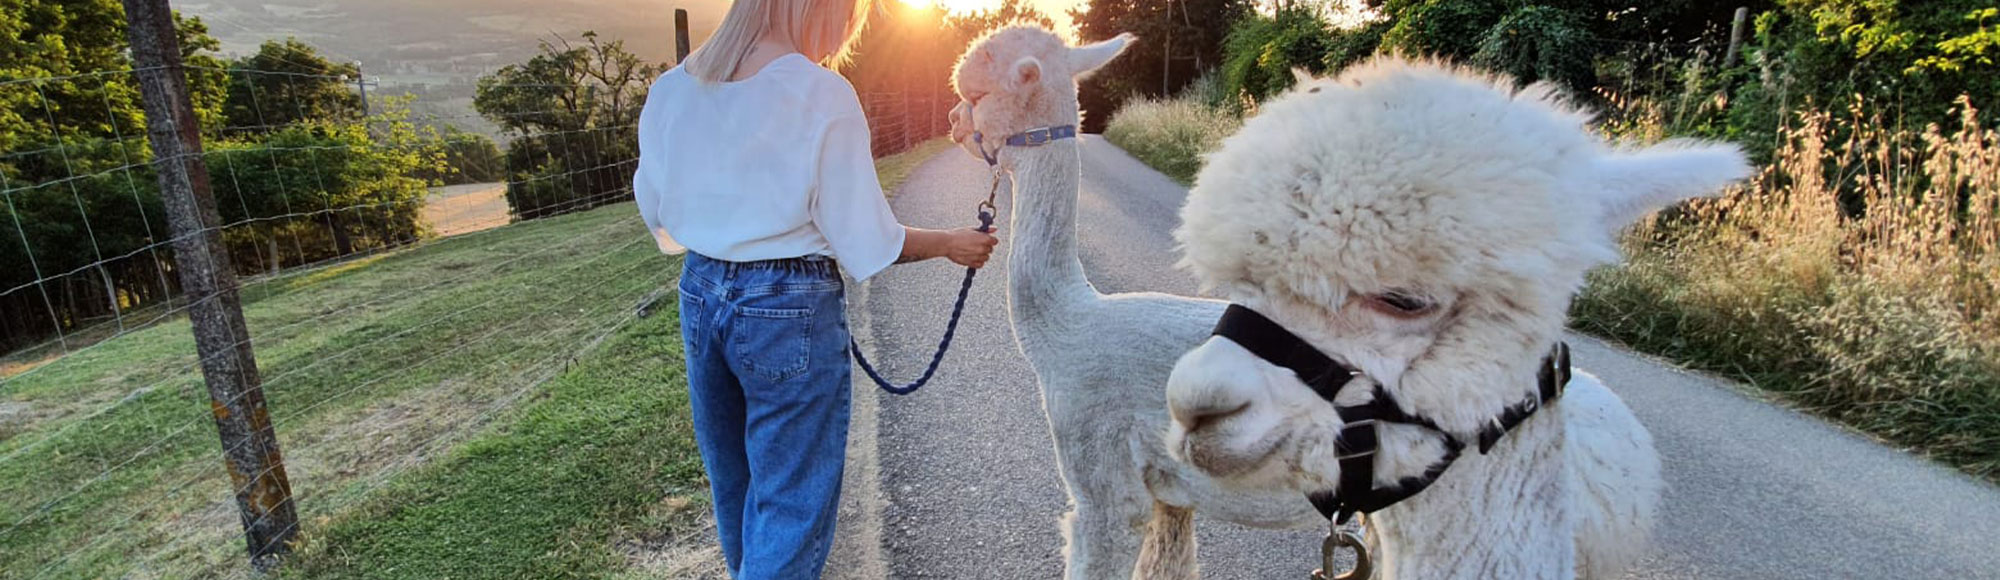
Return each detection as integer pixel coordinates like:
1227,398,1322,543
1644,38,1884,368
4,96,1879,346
0,11,951,577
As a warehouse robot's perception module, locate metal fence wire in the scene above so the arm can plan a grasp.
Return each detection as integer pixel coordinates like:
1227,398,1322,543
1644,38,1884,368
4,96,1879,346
0,3,950,576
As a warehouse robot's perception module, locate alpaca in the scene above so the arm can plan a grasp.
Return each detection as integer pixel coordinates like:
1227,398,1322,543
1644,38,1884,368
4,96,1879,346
1163,60,1751,578
944,28,1325,580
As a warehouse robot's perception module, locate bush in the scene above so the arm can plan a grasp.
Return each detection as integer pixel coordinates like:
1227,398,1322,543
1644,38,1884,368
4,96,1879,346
1573,99,2000,481
1324,20,1393,73
1471,5,1596,93
1378,0,1508,60
1220,6,1336,105
426,131,505,185
210,118,437,269
1102,93,1241,185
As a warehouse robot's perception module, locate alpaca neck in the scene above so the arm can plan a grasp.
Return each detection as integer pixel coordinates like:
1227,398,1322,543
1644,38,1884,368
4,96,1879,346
1367,413,1572,578
1002,139,1096,327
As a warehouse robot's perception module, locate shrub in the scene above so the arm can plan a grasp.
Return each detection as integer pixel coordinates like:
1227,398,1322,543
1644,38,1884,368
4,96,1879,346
1471,5,1596,94
1102,94,1241,185
1324,20,1393,73
1220,5,1336,104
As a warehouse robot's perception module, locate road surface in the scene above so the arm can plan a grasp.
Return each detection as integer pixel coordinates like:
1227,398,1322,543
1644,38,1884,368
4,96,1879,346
831,139,2000,579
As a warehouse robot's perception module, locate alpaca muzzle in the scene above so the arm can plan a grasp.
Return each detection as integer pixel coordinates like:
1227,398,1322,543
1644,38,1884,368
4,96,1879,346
1206,303,1572,525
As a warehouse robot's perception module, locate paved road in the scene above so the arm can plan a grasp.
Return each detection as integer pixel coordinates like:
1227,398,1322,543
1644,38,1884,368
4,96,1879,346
834,139,2000,579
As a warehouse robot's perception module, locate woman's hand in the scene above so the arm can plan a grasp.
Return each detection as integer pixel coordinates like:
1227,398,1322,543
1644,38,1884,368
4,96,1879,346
943,226,1000,269
899,226,1001,268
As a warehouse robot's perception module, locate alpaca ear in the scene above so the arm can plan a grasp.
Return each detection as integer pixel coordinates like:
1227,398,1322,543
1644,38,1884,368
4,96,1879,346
1291,68,1316,87
1012,56,1042,87
1068,33,1134,77
1590,140,1752,228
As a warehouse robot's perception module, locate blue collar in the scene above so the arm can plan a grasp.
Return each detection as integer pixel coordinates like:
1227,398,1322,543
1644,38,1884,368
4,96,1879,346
972,125,1078,167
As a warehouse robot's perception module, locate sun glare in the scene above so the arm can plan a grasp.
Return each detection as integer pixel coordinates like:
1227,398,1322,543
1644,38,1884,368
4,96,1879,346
897,0,1001,15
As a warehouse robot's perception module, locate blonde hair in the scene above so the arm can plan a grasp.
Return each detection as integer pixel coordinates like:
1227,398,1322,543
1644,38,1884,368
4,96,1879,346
685,0,872,82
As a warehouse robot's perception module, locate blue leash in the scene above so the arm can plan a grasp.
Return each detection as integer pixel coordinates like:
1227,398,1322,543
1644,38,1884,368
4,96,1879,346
848,206,993,395
849,125,1073,395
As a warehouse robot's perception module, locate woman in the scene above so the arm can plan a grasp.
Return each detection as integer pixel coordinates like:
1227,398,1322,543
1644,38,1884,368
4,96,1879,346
631,0,998,577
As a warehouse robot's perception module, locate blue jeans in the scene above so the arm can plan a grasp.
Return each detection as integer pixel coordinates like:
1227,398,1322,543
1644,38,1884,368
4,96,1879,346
678,252,850,580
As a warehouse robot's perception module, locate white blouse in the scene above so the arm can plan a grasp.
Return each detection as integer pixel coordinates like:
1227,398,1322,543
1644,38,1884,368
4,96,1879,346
632,53,906,281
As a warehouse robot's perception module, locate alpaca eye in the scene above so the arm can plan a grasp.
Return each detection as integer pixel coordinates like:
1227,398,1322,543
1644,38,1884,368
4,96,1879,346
1372,291,1434,315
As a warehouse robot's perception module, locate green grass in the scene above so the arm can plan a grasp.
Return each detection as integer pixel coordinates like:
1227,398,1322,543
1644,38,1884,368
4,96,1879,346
878,138,955,195
0,203,684,578
286,306,706,579
0,146,950,578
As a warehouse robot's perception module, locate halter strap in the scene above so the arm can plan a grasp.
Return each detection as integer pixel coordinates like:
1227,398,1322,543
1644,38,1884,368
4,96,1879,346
1208,304,1571,524
972,125,1078,167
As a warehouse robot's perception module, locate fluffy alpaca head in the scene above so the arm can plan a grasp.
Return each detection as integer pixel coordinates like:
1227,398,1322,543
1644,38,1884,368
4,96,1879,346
947,27,1132,165
1164,58,1749,491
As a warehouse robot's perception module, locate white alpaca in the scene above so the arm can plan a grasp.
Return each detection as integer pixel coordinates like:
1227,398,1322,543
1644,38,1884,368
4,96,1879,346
1164,60,1751,578
946,28,1324,580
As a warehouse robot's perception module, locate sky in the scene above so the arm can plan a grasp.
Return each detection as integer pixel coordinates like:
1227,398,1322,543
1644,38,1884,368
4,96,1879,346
909,0,1088,37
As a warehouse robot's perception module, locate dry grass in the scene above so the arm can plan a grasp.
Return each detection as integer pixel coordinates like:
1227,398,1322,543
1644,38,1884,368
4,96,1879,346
1103,95,1243,185
1575,97,2000,480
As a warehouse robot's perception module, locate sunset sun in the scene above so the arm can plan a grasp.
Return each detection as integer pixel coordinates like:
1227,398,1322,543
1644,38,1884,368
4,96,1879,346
898,0,1001,14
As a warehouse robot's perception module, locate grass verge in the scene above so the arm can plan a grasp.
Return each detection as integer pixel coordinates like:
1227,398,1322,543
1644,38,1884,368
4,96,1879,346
1574,103,2000,482
285,302,708,579
0,203,679,578
1101,95,1240,185
878,138,956,196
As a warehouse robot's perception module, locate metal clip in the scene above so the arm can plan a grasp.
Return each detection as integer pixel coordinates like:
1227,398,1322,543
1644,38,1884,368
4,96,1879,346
1311,522,1372,580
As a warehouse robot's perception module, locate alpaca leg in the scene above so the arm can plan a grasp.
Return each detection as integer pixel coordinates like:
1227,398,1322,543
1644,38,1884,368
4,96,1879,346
1062,498,1149,580
1133,501,1198,580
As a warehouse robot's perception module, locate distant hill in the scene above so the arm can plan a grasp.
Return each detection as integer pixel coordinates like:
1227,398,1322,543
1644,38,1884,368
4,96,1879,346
178,0,728,137
180,0,726,73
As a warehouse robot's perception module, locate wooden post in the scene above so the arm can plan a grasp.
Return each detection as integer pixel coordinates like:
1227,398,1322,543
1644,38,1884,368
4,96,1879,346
1724,7,1749,69
120,0,298,573
675,9,693,64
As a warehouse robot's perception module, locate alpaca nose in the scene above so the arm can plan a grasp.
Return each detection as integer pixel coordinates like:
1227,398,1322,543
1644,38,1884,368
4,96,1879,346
1167,338,1261,434
1172,399,1251,434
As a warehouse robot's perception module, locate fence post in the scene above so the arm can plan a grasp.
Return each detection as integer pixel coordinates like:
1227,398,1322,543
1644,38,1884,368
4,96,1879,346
675,9,693,64
353,61,373,119
120,0,299,574
1724,7,1749,69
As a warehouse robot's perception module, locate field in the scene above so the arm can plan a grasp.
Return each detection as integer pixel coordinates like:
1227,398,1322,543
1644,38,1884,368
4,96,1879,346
0,140,948,579
0,203,696,578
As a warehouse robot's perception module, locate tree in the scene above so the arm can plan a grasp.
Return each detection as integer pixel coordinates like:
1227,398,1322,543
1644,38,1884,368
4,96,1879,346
839,0,1051,155
475,33,660,220
418,130,505,185
1471,5,1597,93
1073,0,1252,131
222,40,365,132
1,0,227,352
1221,4,1337,103
949,0,1057,36
210,108,440,266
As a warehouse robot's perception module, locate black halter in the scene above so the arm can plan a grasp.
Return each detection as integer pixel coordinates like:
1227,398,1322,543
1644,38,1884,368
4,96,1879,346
1209,304,1571,524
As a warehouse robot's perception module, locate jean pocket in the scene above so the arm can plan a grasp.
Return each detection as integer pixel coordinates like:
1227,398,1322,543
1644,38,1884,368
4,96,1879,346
678,287,706,355
733,306,813,383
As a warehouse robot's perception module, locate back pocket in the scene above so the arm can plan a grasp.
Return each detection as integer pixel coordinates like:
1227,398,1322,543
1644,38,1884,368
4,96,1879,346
733,306,812,383
678,286,707,356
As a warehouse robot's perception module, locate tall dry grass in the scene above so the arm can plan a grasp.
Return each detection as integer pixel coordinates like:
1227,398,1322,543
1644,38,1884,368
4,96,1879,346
1102,94,1243,185
1575,97,2000,480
